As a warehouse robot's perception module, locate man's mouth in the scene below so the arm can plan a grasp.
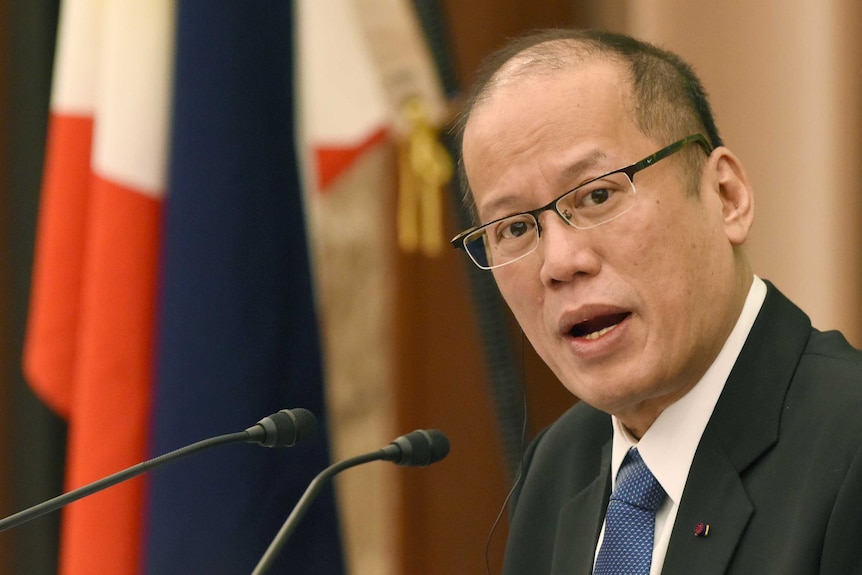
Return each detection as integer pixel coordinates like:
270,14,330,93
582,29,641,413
569,312,630,340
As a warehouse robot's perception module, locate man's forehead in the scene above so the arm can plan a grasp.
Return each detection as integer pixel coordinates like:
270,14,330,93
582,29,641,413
489,40,623,92
467,56,633,139
473,55,631,125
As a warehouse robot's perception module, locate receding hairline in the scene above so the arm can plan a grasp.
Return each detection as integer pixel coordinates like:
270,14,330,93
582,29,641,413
456,28,722,149
458,34,633,141
471,38,626,113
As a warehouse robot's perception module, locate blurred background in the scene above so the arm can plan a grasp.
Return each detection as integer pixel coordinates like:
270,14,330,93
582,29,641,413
0,0,860,574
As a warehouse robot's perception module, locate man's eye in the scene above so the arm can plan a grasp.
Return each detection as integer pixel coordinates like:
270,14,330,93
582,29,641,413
502,220,531,238
492,217,535,241
569,178,627,210
583,188,611,206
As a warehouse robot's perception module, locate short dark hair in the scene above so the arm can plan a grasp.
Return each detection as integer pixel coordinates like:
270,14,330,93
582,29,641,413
453,29,723,215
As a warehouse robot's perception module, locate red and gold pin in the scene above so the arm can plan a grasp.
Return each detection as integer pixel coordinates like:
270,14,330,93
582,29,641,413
694,522,710,537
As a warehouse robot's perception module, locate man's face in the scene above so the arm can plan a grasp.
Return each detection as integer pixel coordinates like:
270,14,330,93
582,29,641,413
462,59,750,435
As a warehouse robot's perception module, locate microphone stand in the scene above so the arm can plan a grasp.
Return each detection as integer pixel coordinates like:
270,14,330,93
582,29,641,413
251,428,449,574
0,408,315,533
251,450,385,575
0,431,249,533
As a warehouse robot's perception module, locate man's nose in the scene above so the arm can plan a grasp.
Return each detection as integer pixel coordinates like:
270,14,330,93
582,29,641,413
537,212,602,285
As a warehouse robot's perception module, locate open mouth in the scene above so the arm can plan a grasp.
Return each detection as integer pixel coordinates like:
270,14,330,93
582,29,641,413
569,312,630,340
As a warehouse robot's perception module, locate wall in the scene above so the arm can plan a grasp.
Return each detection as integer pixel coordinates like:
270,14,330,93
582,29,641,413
629,0,862,344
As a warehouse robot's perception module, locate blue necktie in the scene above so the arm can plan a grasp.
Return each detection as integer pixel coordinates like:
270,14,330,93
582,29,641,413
593,448,667,575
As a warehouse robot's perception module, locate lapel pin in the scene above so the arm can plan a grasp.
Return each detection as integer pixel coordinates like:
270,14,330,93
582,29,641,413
694,522,710,537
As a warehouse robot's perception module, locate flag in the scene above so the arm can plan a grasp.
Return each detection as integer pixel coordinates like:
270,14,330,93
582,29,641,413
23,0,343,573
297,1,396,571
144,1,342,572
24,1,170,572
298,0,390,193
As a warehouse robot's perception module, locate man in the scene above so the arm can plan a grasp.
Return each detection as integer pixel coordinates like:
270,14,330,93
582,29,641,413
451,29,862,574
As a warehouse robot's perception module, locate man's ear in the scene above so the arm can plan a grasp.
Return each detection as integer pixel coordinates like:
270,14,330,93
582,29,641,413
705,147,755,246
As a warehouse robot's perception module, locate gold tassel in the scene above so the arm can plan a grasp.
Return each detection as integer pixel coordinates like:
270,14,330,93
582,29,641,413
397,97,453,257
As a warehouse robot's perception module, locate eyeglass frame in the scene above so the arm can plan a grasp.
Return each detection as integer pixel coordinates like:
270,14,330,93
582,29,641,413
451,133,714,270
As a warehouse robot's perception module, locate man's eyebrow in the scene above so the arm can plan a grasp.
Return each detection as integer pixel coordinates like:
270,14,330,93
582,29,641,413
477,195,523,222
559,149,611,185
476,148,612,221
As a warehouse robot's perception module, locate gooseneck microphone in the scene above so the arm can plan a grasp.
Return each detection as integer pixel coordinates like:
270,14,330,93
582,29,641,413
251,429,450,575
0,408,317,533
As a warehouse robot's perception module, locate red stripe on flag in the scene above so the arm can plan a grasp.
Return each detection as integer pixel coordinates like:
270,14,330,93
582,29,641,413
27,163,161,574
315,126,387,192
59,174,160,575
24,113,94,417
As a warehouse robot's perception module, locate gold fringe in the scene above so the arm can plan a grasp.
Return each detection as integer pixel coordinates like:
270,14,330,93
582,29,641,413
396,97,453,257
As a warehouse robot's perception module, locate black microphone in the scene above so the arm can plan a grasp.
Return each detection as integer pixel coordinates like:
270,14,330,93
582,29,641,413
251,429,450,575
0,408,317,533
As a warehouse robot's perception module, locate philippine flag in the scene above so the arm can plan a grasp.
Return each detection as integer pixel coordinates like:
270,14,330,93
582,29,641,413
23,1,344,573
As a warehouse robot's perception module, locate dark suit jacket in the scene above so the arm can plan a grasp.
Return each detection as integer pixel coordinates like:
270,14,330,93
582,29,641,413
503,283,862,574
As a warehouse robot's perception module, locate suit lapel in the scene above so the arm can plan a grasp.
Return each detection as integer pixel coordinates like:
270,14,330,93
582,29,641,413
661,434,753,575
551,441,612,575
663,283,812,574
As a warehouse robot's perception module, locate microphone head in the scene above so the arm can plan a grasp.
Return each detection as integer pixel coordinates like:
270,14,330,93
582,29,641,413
384,429,450,467
247,408,317,447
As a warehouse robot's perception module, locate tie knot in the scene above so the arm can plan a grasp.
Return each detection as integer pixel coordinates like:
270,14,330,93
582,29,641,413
611,448,666,512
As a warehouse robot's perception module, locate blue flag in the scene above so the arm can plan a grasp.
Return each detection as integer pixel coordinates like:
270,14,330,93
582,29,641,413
145,1,345,572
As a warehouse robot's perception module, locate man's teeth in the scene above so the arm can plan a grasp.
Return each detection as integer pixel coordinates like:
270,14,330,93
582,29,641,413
582,323,619,340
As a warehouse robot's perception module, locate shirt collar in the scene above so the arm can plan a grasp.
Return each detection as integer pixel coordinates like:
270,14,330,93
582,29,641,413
608,275,767,503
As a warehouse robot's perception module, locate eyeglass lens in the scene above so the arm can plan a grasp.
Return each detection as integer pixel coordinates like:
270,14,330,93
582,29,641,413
464,171,635,269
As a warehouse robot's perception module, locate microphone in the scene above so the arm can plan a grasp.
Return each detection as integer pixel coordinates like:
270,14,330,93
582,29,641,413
251,429,450,575
0,408,317,533
245,407,317,447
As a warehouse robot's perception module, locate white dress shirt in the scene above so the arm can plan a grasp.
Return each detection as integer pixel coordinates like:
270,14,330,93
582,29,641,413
593,275,767,574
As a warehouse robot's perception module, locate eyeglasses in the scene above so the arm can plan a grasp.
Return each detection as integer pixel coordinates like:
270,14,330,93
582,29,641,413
451,134,713,270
